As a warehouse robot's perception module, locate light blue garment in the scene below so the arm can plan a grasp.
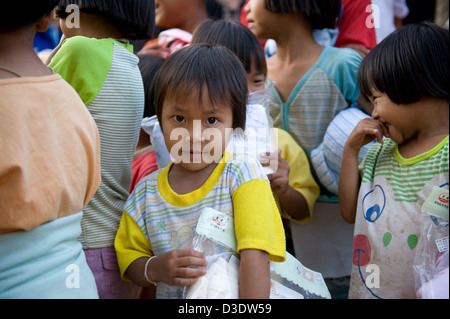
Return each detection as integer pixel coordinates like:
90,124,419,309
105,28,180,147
0,212,98,299
313,28,339,47
310,107,373,195
268,46,362,152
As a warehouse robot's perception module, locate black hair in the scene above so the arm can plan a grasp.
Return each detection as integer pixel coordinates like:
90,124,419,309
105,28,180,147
264,0,342,29
151,43,248,131
0,0,60,30
138,54,165,119
191,19,267,76
359,22,449,105
55,0,155,40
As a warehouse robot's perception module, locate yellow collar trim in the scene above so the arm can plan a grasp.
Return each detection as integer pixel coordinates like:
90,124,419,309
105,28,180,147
393,136,449,166
157,151,235,207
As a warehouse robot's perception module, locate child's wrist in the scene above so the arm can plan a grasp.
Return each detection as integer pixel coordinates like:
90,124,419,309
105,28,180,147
144,256,159,286
343,143,361,157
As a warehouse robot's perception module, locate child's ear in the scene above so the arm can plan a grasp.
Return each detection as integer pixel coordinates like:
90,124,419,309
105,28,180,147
35,10,56,33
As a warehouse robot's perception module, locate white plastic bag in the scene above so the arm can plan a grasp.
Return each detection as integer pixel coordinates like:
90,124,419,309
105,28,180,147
184,208,331,299
413,187,449,299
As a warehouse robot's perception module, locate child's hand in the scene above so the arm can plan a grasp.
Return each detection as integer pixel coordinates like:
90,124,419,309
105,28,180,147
147,249,207,286
138,41,166,58
346,118,389,152
261,150,289,196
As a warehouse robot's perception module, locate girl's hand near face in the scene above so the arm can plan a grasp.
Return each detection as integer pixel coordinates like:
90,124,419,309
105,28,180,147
345,118,389,154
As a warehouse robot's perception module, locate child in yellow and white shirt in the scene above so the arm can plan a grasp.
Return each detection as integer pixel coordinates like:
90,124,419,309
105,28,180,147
115,44,286,299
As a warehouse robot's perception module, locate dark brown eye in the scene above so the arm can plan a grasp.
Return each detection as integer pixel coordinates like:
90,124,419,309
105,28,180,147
206,117,218,125
173,115,185,123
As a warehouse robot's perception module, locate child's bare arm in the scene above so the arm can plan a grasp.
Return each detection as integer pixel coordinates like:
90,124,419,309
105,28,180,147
339,118,388,223
339,143,363,223
239,249,271,299
125,249,207,287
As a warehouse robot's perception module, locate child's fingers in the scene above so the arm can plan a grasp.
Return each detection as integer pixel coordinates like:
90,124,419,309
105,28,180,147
365,127,383,143
166,267,206,286
176,249,206,259
362,119,387,140
175,265,207,280
259,150,280,167
367,122,387,143
377,121,390,139
174,249,208,267
171,275,203,287
168,250,208,286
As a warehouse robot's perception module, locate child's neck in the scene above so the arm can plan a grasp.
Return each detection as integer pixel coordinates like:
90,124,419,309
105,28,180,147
63,12,125,40
0,27,52,78
178,12,208,34
168,162,218,195
269,12,322,63
398,99,449,158
266,12,323,102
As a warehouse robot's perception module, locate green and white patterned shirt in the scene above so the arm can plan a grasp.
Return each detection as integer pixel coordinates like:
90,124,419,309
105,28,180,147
349,137,449,299
50,36,144,249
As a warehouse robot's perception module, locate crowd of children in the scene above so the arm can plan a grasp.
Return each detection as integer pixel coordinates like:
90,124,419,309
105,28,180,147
0,0,448,300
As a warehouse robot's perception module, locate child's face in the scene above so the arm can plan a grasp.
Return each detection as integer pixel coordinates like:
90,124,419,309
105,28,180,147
244,0,275,40
370,91,418,146
247,62,266,93
161,89,234,172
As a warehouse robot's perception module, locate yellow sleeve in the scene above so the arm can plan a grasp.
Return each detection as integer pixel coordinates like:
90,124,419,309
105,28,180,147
114,212,152,281
233,179,286,263
276,129,320,224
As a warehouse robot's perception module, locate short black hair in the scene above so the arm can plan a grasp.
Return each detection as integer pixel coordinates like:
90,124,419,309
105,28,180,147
151,43,248,131
55,0,155,40
359,22,449,105
264,0,342,29
191,19,267,76
0,0,60,30
138,54,165,119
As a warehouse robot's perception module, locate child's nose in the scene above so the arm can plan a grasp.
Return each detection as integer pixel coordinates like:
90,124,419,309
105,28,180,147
244,0,251,13
185,120,204,144
371,107,378,120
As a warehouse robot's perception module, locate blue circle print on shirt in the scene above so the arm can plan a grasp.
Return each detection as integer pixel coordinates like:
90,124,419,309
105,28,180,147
362,185,386,223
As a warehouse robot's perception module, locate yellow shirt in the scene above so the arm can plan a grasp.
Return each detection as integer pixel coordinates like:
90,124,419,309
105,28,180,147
115,152,286,290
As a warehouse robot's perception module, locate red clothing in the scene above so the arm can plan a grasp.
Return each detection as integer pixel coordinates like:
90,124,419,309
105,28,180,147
129,150,158,193
240,0,250,26
335,0,377,51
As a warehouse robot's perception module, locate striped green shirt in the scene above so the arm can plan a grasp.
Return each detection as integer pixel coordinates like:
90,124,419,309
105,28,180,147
349,137,449,299
50,36,144,248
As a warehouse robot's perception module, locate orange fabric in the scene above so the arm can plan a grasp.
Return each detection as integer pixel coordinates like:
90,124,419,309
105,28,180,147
0,75,101,233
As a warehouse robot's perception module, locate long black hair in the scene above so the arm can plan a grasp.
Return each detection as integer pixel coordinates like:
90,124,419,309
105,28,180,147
1,0,60,30
191,19,267,76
